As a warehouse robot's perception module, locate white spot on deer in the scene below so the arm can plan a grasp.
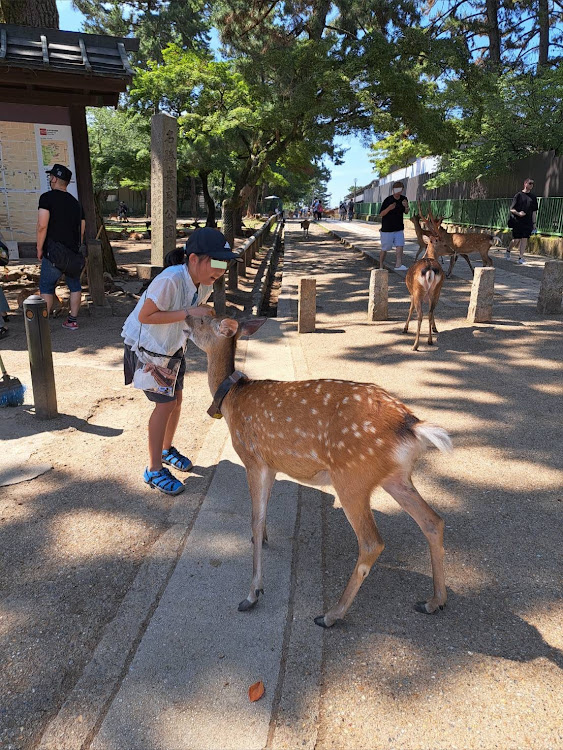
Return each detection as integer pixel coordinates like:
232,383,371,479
314,384,321,394
286,416,292,422
351,423,358,431
354,431,361,438
342,397,349,404
354,394,362,401
311,408,318,415
376,438,383,445
310,449,318,459
301,398,307,405
368,447,374,455
342,427,349,434
337,441,345,448
323,393,331,405
235,430,242,439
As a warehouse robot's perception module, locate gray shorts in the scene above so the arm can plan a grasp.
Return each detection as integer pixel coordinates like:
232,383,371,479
124,344,185,403
380,230,405,251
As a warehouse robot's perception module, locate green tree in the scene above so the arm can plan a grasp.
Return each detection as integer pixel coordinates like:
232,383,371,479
71,0,210,63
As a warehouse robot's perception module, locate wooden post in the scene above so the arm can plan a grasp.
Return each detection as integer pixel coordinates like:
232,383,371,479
69,105,97,242
23,296,58,419
467,267,495,323
86,240,105,307
298,278,316,333
367,269,388,321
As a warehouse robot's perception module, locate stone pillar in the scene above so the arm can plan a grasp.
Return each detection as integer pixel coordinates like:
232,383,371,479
151,113,177,267
537,260,563,314
367,269,388,321
467,267,495,323
298,278,316,333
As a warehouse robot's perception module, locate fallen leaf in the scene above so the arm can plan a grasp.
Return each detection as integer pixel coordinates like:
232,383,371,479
248,680,265,702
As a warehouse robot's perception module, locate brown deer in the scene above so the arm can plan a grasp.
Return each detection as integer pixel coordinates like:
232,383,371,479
413,206,475,275
184,313,452,628
300,219,310,237
404,239,447,351
422,206,500,276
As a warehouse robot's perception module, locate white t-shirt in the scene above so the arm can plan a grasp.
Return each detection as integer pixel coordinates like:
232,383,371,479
121,264,213,356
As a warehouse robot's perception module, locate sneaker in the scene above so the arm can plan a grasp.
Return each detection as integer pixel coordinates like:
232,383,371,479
62,320,78,330
505,252,511,260
394,265,408,271
517,257,525,264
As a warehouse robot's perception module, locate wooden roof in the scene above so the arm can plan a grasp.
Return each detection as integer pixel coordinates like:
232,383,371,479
0,25,139,107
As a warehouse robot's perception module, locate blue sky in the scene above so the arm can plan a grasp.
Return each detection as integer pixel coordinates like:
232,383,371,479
56,1,375,206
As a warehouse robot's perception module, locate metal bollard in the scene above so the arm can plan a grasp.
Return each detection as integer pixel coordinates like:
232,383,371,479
23,295,58,419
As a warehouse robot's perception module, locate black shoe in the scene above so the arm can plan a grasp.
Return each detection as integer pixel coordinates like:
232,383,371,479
0,326,9,339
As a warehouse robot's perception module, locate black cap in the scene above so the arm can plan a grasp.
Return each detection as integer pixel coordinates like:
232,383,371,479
184,227,242,262
46,163,72,182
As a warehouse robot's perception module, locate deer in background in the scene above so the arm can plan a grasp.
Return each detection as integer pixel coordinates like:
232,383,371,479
421,205,501,277
184,313,452,628
404,238,447,351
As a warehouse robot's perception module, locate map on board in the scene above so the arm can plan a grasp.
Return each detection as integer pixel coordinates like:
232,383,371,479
41,140,70,168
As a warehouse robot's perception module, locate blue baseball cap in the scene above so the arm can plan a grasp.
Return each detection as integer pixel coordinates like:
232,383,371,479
184,227,242,262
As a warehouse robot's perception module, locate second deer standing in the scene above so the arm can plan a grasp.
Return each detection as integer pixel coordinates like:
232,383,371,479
404,238,446,351
185,313,452,628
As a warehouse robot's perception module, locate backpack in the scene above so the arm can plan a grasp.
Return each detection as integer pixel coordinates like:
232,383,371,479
0,240,9,267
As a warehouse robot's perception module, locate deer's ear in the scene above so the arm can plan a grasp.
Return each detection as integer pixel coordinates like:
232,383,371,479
238,317,267,338
217,318,239,338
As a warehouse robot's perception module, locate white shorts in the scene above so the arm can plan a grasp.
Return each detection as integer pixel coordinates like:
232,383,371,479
380,230,405,252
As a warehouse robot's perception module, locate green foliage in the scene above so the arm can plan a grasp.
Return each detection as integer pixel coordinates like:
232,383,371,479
86,108,150,195
426,68,563,187
72,0,210,63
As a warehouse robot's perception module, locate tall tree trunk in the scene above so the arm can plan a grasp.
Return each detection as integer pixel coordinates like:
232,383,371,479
94,194,118,275
0,0,59,27
245,186,259,218
485,0,501,68
189,176,198,220
538,0,549,66
199,170,217,227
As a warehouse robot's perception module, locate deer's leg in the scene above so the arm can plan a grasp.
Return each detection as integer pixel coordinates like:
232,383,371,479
462,254,474,275
412,300,423,351
403,299,415,333
382,474,446,614
316,485,385,628
428,297,439,341
238,463,276,612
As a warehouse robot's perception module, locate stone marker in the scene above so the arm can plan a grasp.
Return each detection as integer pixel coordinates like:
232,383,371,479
298,277,316,333
467,266,495,323
150,113,177,267
537,260,563,314
136,264,163,281
368,269,388,321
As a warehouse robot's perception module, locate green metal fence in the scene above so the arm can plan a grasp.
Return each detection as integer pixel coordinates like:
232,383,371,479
355,197,563,237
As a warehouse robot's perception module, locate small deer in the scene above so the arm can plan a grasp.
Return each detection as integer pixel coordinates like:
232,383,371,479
412,206,474,275
300,219,310,237
404,239,446,351
184,313,452,628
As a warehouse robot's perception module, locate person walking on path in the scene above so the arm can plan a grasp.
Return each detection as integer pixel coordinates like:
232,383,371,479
339,201,347,221
36,163,85,330
378,181,409,270
507,178,538,265
347,198,354,221
121,227,241,496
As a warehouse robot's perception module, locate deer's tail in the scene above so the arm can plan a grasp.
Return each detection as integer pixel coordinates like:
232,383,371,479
413,423,453,453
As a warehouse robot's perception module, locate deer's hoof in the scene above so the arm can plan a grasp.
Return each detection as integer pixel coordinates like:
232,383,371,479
238,598,257,612
314,615,329,628
414,601,446,614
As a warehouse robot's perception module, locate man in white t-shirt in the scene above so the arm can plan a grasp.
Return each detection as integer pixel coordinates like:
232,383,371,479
122,227,242,495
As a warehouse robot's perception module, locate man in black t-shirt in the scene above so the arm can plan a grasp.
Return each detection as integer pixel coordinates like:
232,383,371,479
37,163,85,329
378,181,409,270
507,177,538,265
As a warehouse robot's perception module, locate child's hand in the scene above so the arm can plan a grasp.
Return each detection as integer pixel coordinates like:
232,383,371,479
186,304,215,318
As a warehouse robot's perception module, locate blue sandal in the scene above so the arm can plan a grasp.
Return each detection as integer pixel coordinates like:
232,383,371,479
162,446,193,472
144,466,185,495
